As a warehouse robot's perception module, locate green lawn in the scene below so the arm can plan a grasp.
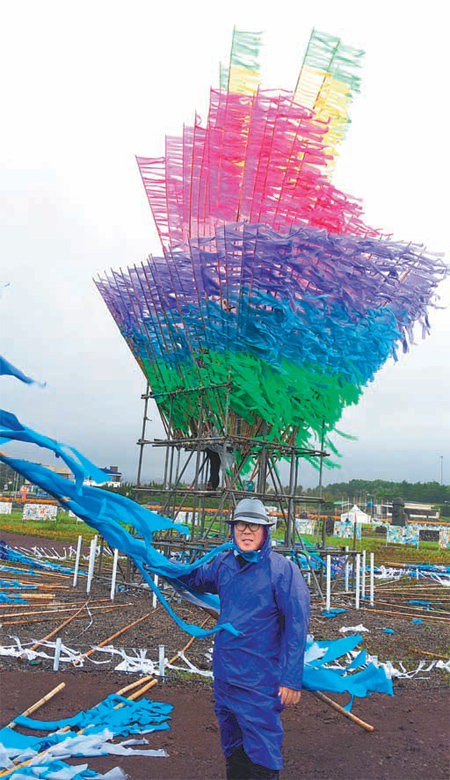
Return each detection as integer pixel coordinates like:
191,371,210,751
0,510,97,544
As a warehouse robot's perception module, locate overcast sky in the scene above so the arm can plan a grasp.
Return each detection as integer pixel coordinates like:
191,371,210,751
1,0,449,489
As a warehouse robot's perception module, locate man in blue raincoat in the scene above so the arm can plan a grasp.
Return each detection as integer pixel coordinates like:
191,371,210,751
180,498,310,779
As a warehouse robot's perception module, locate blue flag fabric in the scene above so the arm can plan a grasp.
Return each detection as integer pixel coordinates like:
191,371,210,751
0,355,44,386
0,411,236,638
11,694,172,737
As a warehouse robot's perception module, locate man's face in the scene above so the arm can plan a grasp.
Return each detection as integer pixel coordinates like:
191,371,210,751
233,521,265,552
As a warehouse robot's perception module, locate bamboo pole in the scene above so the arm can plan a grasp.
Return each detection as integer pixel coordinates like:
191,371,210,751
374,586,449,592
0,593,56,600
373,600,450,617
3,604,128,626
376,592,450,601
382,561,434,568
375,583,448,588
362,606,450,623
72,607,161,665
6,683,66,729
0,603,57,610
369,552,374,606
0,599,110,613
311,690,374,732
0,599,109,625
116,675,158,696
372,588,450,595
0,585,69,591
408,647,450,660
3,602,111,621
355,553,360,609
25,602,89,655
0,565,72,579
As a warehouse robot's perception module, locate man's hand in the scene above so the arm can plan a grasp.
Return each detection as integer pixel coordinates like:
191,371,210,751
278,686,301,706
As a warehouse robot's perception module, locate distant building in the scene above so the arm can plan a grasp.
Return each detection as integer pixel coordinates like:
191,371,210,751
373,501,440,522
103,466,122,488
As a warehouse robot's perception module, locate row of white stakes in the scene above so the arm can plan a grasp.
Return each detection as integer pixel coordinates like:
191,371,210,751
325,550,375,612
71,535,159,605
52,633,166,675
72,536,375,615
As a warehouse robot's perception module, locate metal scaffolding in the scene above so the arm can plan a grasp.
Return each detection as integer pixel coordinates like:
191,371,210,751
133,381,329,597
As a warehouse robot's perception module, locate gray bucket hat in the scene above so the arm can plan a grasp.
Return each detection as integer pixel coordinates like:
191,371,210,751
228,498,275,526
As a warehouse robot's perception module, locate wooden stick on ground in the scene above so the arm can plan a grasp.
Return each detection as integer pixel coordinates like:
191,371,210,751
0,587,68,592
0,565,72,580
373,600,450,617
72,606,162,665
116,674,158,697
4,604,129,627
23,602,89,656
2,607,84,621
0,578,71,588
0,593,56,600
362,606,450,622
6,683,66,729
311,690,374,732
2,601,113,620
0,599,111,612
408,647,450,661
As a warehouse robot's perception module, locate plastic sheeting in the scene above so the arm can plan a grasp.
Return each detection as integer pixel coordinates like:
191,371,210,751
303,633,393,709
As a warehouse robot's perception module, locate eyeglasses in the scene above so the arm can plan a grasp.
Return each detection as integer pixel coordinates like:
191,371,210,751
234,521,260,532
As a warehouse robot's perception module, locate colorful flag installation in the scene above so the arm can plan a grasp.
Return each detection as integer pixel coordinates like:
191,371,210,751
95,28,446,460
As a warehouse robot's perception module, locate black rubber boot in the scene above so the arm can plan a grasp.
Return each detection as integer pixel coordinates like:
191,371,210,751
247,759,280,780
225,746,251,779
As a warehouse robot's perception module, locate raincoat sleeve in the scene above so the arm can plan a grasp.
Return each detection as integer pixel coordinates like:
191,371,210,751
177,556,221,595
275,560,311,690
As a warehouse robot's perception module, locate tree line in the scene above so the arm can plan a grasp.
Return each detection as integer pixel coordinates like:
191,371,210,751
298,478,449,516
309,478,449,504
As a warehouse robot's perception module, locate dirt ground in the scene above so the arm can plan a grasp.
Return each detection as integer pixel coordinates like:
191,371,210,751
0,531,449,779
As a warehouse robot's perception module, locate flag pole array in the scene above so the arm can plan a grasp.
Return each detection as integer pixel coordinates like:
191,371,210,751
95,29,447,461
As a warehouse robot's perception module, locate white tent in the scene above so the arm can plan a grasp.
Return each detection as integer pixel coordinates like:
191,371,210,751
340,504,371,524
